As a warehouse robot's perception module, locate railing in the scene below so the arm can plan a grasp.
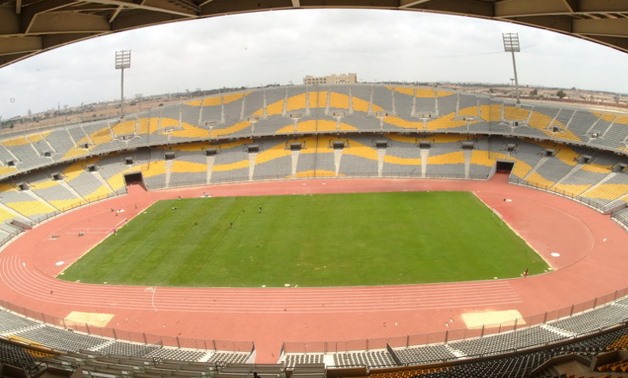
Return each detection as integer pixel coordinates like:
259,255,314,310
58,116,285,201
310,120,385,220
0,298,254,353
0,290,624,360
282,289,628,360
509,177,625,214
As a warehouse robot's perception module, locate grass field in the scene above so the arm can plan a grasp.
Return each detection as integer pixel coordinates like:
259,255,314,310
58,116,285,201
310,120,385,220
59,192,548,287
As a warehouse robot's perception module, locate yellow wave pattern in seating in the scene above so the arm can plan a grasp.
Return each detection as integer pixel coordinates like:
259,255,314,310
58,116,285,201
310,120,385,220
106,173,125,193
289,136,334,155
0,166,17,176
111,120,135,135
286,93,307,112
307,91,325,108
524,172,556,188
458,106,482,119
7,200,55,217
386,86,454,97
83,184,114,202
526,113,579,141
491,152,511,161
157,117,179,129
511,161,533,179
528,112,554,128
613,114,628,125
580,163,611,173
470,150,506,167
547,128,581,142
591,111,627,124
255,144,292,165
261,98,284,116
427,151,465,165
186,91,250,107
62,158,99,181
62,146,89,160
354,95,382,113
89,127,113,146
170,160,207,173
311,136,338,154
142,161,167,178
256,92,383,117
169,122,211,139
216,139,250,150
213,160,249,172
105,162,163,192
0,207,15,223
585,184,628,200
552,183,591,197
553,147,579,166
426,113,467,130
276,120,358,134
329,92,350,109
503,107,581,141
383,155,421,166
2,131,51,147
75,118,214,148
211,120,251,138
383,116,422,129
62,160,114,201
343,141,379,161
1,136,30,147
28,177,59,191
49,198,84,211
503,106,530,120
135,117,161,134
481,104,501,122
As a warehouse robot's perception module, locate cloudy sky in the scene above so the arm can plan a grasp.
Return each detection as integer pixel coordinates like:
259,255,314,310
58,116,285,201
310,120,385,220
0,9,626,119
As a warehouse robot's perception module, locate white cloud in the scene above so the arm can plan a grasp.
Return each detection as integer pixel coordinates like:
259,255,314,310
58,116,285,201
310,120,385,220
0,8,626,119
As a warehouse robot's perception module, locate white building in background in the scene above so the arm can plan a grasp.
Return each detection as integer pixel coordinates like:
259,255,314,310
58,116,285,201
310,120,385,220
303,73,358,85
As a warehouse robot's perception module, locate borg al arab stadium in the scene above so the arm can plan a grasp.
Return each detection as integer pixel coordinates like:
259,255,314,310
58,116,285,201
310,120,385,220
0,1,627,377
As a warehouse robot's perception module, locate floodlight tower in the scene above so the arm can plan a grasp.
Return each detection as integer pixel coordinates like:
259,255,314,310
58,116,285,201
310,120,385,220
115,50,131,117
502,33,521,104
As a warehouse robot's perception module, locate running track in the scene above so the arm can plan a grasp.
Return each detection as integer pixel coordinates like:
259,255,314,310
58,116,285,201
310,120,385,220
0,176,627,362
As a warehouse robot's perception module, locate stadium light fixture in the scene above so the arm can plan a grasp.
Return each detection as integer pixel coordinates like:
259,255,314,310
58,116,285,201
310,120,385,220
115,50,132,117
502,33,521,105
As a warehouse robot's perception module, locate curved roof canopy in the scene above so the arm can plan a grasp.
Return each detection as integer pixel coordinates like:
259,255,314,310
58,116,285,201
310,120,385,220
0,0,626,68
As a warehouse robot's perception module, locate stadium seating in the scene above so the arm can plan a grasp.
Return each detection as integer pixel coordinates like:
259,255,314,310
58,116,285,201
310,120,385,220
0,84,626,377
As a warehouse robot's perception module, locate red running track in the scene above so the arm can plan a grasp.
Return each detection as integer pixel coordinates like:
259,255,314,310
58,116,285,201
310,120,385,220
0,175,627,362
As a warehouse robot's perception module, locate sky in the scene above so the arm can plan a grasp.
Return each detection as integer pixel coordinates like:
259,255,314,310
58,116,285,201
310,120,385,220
0,8,627,119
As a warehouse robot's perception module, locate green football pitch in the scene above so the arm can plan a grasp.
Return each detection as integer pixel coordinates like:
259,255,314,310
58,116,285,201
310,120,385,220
59,192,548,287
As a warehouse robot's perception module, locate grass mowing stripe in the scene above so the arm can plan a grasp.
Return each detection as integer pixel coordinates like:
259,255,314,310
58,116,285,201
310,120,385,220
59,192,548,287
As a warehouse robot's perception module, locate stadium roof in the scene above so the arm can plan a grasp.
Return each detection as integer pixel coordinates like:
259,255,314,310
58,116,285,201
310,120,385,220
0,0,627,68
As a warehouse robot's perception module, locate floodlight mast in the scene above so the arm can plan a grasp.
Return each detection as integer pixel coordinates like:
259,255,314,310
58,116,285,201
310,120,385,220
502,33,521,105
115,50,131,117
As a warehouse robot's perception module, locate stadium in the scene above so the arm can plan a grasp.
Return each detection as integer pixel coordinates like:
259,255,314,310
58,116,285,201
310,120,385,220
0,1,628,378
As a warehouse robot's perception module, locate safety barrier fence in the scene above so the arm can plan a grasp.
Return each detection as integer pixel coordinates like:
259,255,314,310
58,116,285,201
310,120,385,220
510,178,627,223
1,289,626,359
0,298,254,353
282,288,628,357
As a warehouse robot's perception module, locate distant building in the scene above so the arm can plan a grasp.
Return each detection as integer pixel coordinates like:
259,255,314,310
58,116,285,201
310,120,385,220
303,73,358,86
